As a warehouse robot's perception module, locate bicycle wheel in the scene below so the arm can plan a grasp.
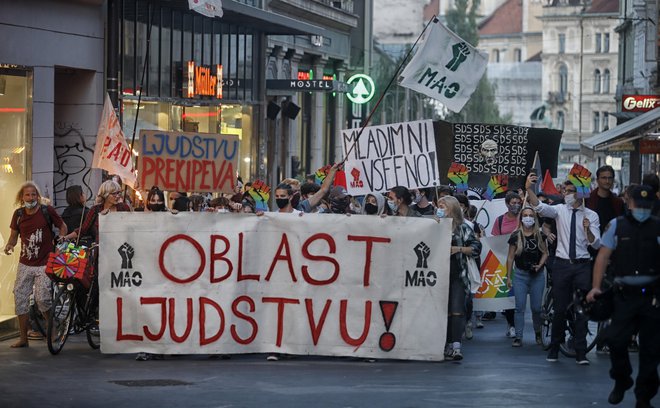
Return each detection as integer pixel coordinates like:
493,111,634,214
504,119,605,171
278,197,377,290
85,279,100,349
558,313,600,357
28,296,47,337
47,284,75,355
540,288,553,350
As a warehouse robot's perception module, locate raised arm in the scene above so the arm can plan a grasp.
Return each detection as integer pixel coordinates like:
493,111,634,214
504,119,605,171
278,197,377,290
307,163,341,209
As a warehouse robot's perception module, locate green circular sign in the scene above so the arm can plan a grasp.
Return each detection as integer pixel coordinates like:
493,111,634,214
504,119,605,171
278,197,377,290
346,74,375,104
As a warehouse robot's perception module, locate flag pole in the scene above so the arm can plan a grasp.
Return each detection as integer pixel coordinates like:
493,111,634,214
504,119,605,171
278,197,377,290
124,7,155,200
341,15,439,163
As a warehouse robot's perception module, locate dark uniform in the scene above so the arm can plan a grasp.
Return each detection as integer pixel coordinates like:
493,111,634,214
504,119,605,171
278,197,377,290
599,188,660,407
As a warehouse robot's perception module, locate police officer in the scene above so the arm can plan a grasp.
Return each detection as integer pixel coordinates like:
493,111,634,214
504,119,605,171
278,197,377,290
587,185,660,408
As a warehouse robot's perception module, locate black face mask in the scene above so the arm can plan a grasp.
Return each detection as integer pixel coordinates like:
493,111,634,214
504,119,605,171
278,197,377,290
364,203,379,215
330,197,350,214
275,198,290,209
148,203,166,212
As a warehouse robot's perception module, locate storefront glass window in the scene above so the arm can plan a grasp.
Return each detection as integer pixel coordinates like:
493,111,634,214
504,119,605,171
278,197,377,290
0,67,32,319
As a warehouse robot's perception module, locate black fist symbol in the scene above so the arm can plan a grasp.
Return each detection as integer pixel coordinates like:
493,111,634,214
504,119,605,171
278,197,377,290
414,242,431,269
118,242,135,269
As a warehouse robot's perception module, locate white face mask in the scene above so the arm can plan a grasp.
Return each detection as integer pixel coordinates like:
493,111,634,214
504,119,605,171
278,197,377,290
521,216,535,228
24,200,38,209
564,193,576,207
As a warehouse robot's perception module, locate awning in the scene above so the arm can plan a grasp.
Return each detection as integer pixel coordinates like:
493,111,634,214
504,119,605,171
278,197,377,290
580,108,660,156
221,1,325,35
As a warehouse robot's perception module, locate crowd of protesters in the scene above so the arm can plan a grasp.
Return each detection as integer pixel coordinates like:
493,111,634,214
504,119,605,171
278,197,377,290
4,167,659,375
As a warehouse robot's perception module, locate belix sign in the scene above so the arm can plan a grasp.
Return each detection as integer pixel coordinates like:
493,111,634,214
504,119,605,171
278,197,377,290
622,95,660,112
184,61,223,99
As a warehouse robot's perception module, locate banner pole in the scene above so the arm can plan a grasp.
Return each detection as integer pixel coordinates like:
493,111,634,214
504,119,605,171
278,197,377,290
341,15,438,164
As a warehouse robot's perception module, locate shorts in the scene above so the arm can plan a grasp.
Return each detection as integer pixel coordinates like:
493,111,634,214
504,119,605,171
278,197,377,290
13,263,52,315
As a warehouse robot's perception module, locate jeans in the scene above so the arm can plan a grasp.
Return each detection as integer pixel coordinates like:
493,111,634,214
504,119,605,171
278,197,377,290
513,266,545,339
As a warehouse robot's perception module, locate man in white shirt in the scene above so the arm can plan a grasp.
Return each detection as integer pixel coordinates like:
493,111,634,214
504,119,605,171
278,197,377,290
525,172,601,365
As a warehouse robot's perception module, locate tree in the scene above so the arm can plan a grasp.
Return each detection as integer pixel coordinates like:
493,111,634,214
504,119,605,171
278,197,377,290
444,0,511,124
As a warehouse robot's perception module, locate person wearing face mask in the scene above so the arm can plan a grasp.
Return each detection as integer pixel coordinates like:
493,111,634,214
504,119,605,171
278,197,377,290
297,163,341,213
4,182,68,348
526,173,601,365
491,191,523,338
387,186,420,217
360,193,386,216
273,183,301,214
587,184,659,408
145,187,168,212
410,188,435,216
505,208,548,347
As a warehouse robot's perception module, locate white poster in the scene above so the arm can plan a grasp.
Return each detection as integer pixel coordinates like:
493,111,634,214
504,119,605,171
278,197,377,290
99,213,452,361
470,198,508,237
340,120,439,196
473,235,515,312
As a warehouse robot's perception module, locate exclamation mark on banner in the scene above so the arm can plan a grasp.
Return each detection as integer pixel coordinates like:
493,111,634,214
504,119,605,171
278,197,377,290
379,300,398,352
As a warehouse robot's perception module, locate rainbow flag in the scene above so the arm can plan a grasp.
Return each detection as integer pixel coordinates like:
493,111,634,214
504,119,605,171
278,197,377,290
314,165,331,185
447,162,468,194
248,179,270,211
568,163,592,199
473,236,515,311
482,175,508,201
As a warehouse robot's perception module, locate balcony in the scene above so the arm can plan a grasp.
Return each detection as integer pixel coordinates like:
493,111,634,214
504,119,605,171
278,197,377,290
547,91,567,105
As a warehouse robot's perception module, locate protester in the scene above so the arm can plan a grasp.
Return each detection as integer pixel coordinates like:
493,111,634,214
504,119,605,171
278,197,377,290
436,185,453,198
506,207,548,347
387,186,420,217
641,173,660,217
63,180,131,244
586,165,624,234
60,185,92,246
526,173,601,365
491,191,523,338
454,193,481,339
4,181,67,348
360,193,386,216
170,192,190,212
587,185,659,407
437,196,482,360
208,197,232,213
411,188,435,215
298,163,340,213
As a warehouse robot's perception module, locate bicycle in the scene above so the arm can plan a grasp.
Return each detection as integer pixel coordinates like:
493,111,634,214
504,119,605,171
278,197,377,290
46,245,100,355
540,282,606,357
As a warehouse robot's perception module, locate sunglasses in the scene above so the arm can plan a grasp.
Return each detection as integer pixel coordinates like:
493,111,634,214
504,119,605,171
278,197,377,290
109,191,122,196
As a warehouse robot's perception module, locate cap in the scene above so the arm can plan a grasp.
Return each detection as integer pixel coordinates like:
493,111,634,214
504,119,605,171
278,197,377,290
328,186,348,201
630,185,655,209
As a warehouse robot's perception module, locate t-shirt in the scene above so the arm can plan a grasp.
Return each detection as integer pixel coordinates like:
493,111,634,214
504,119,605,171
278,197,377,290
491,214,519,236
594,195,619,234
411,203,435,216
10,205,65,266
508,230,546,272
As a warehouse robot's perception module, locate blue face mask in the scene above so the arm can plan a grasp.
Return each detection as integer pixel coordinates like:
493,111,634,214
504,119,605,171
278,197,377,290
436,208,445,218
631,208,651,223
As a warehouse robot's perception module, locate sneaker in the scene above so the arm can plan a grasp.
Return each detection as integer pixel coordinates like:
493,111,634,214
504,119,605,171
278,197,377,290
266,354,279,361
535,331,543,345
465,321,473,340
576,352,590,365
506,326,516,338
449,349,463,361
546,346,559,362
512,338,522,347
475,319,484,329
135,352,151,361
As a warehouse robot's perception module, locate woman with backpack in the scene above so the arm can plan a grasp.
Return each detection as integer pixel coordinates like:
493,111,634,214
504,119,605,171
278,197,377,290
4,182,67,348
505,206,549,347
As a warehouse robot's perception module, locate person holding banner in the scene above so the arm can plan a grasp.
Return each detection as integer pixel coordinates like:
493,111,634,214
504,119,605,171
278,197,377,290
437,196,482,360
360,193,387,216
411,188,435,216
505,207,548,347
387,187,421,217
526,173,601,365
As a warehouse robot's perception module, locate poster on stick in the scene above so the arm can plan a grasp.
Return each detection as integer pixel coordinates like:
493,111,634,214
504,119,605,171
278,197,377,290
473,235,515,311
99,213,452,361
340,120,439,195
137,130,238,193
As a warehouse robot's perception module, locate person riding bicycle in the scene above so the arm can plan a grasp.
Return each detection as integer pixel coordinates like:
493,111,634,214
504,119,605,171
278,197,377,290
587,185,660,408
526,172,601,365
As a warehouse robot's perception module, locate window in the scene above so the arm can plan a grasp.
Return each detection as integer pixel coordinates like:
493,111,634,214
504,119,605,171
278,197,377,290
595,33,602,53
594,69,601,93
603,69,610,93
556,111,565,130
604,33,610,53
514,48,521,62
593,112,600,132
493,49,500,63
602,112,609,131
558,33,566,54
559,64,568,97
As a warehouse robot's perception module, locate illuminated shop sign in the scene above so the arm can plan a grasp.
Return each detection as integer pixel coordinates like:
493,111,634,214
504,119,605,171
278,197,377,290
346,74,375,104
622,95,660,112
183,61,223,99
266,79,335,91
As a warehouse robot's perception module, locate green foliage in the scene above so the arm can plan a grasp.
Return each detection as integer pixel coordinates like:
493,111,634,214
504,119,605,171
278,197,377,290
444,0,510,124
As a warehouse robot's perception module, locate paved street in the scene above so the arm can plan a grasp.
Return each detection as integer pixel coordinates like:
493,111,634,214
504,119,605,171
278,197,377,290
0,316,654,408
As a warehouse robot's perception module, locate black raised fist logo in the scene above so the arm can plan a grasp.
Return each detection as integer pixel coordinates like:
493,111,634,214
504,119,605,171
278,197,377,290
118,242,135,269
414,242,431,269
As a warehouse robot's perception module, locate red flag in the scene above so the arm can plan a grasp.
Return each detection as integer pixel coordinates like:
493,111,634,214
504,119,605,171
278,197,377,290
541,169,559,196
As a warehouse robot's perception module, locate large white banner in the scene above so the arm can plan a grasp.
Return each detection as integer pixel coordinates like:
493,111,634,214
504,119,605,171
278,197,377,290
99,213,452,361
399,19,488,113
473,235,515,311
470,198,507,237
340,120,439,196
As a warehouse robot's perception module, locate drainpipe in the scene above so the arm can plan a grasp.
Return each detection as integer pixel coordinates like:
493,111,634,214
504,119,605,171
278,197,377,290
107,0,119,108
